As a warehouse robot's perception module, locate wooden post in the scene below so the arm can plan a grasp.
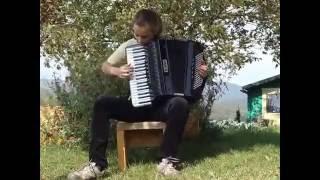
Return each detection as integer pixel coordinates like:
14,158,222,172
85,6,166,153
116,130,127,171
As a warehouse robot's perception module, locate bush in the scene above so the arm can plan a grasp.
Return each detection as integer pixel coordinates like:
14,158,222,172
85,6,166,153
40,106,82,146
51,73,130,146
207,119,265,131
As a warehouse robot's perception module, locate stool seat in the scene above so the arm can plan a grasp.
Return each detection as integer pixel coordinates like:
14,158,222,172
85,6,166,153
117,121,166,130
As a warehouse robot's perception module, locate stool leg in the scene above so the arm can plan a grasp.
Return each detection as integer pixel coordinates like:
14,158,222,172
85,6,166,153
117,129,127,171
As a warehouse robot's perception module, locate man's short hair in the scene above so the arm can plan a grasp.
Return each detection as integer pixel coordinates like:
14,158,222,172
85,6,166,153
133,9,162,38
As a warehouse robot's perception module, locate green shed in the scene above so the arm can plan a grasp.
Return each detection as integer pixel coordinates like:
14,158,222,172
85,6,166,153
241,74,280,126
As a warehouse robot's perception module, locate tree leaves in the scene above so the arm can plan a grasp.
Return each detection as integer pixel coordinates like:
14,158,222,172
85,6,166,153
40,0,280,136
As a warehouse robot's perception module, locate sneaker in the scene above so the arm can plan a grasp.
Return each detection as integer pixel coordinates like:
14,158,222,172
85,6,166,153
157,157,181,176
67,162,105,180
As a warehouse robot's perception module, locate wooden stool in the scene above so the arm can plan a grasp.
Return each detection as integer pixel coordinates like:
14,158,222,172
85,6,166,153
116,121,166,171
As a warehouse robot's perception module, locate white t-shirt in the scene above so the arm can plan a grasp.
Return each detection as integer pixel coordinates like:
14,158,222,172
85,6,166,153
106,38,138,66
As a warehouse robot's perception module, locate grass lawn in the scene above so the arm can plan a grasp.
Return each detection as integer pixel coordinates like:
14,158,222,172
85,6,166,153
41,127,280,180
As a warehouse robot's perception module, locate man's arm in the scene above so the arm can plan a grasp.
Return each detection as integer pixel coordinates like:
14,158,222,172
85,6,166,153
100,41,133,79
101,62,120,76
101,60,133,79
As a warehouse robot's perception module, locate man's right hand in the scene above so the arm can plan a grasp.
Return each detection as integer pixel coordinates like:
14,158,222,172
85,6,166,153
116,64,133,79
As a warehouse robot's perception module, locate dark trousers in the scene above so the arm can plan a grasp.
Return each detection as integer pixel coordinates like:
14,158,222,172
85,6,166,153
89,95,190,169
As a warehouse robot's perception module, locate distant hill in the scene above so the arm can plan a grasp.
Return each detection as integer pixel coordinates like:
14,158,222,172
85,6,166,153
215,83,247,103
210,82,247,121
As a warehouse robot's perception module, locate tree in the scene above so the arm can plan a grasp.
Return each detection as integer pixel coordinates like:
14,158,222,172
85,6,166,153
40,0,280,141
40,0,65,45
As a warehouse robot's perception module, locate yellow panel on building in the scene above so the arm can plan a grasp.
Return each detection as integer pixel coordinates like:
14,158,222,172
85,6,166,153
262,88,280,126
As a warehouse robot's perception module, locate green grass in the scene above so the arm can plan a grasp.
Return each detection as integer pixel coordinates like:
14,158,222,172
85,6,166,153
41,127,280,180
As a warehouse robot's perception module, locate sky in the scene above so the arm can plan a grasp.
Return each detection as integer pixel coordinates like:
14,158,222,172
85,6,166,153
40,57,69,81
228,52,279,86
40,50,279,86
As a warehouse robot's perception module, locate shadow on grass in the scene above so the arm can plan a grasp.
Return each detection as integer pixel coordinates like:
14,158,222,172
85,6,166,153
122,127,279,167
179,127,279,164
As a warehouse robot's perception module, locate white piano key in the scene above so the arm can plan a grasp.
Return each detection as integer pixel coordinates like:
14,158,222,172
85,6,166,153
134,76,147,79
127,53,146,57
132,61,146,66
130,81,148,87
127,53,147,59
127,52,145,56
135,79,147,83
136,82,149,86
134,64,147,68
133,58,146,62
134,86,149,90
130,85,149,90
131,82,148,88
131,87,150,92
131,95,151,101
129,86,150,91
131,95,151,102
134,97,152,102
131,55,145,59
134,52,147,56
134,68,146,72
132,58,146,63
130,80,148,85
134,68,147,72
133,89,150,94
132,55,147,60
127,50,147,55
136,94,151,98
135,77,147,80
132,58,146,62
134,70,147,75
133,72,147,76
133,67,147,72
132,101,152,107
134,63,146,67
134,75,147,80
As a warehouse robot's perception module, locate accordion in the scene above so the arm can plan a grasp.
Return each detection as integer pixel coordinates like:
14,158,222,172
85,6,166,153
126,38,207,107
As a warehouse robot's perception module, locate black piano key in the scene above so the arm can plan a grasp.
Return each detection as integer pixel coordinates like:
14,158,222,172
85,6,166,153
136,76,148,80
138,99,152,104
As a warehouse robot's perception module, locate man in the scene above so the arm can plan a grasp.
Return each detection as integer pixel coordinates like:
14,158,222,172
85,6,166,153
68,9,208,180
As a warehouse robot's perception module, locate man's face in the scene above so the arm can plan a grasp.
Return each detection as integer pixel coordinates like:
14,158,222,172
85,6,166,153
133,24,155,45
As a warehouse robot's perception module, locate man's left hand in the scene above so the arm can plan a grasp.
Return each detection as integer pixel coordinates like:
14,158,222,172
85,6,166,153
198,60,208,78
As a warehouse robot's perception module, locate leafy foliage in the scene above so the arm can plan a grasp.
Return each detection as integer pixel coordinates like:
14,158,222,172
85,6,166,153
40,106,81,146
